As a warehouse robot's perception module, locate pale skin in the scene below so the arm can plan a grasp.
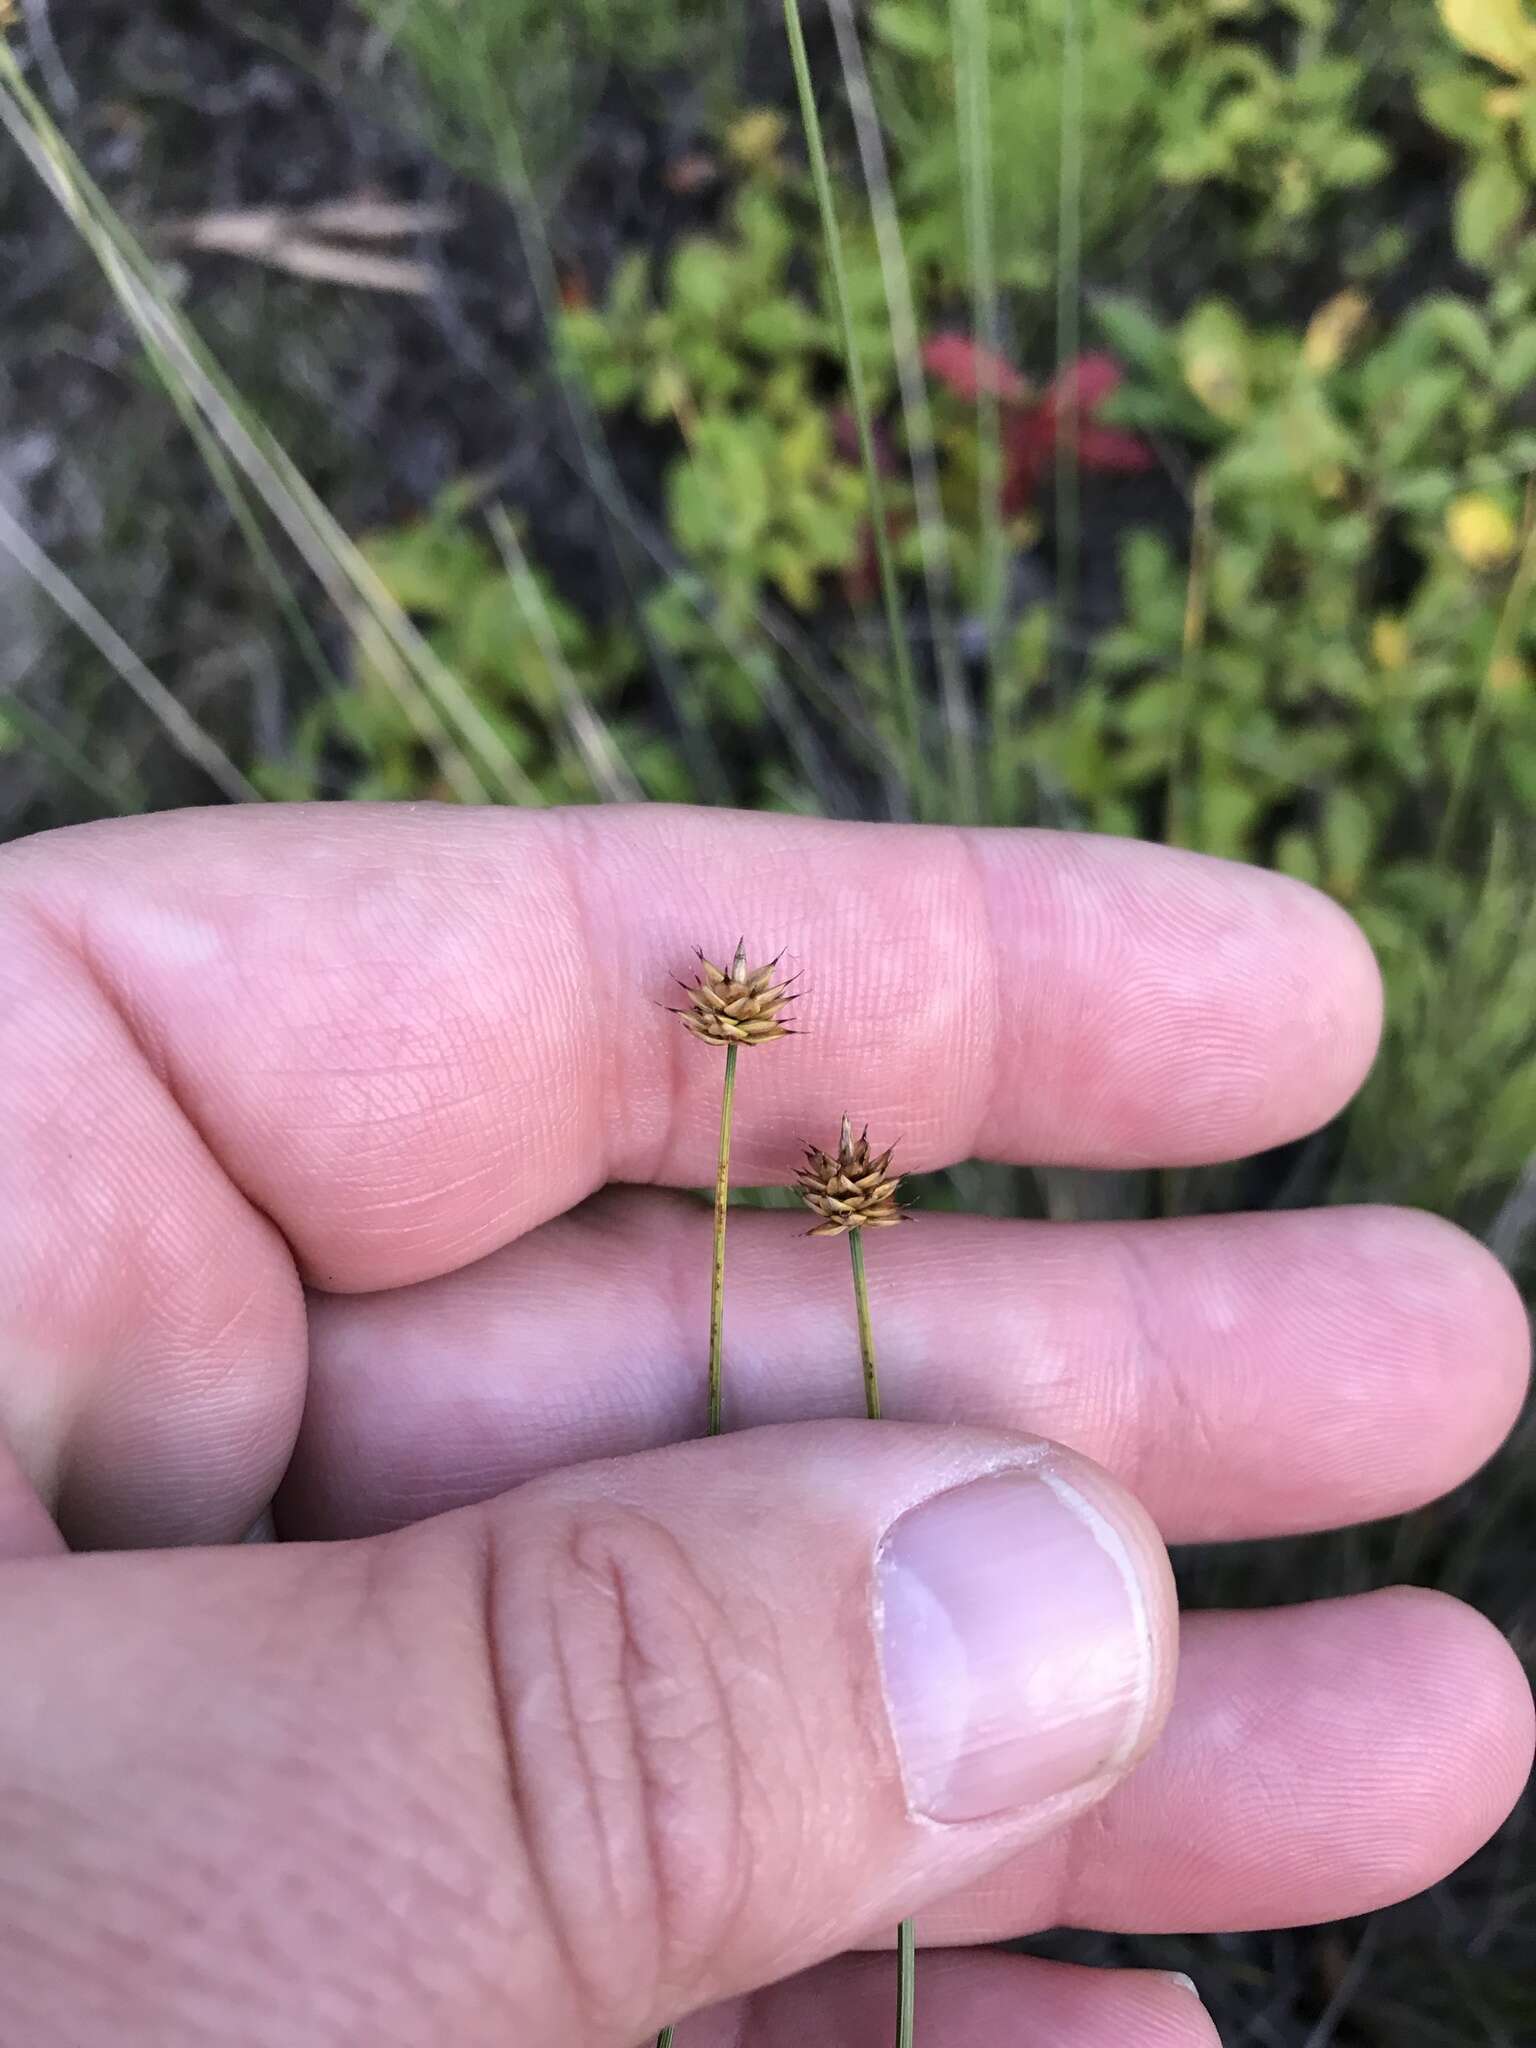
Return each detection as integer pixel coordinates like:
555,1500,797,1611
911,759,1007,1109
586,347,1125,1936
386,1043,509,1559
0,802,1531,2047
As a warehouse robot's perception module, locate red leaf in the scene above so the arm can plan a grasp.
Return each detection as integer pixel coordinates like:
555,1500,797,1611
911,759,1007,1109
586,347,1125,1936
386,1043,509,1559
1069,424,1155,474
922,331,1029,404
1045,351,1125,417
1038,354,1154,475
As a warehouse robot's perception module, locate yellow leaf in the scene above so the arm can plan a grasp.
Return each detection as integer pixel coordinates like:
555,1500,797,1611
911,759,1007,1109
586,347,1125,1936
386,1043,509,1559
1184,348,1248,422
1486,84,1528,116
1303,289,1371,373
1489,652,1530,690
725,110,788,172
1372,616,1411,670
1447,490,1520,569
1438,0,1536,81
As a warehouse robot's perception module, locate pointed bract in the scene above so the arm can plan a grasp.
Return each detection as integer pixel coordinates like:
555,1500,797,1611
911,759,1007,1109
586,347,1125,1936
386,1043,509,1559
796,1121,908,1236
676,946,798,1048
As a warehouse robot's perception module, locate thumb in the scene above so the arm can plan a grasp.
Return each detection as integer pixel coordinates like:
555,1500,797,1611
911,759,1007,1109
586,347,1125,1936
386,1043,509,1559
0,1422,1176,2047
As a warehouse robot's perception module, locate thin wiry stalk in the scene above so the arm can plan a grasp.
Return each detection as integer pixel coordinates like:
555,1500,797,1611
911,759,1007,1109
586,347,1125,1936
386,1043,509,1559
895,1915,917,2048
782,0,927,813
654,951,745,2048
848,1222,881,1420
1439,476,1536,861
826,0,976,824
846,1212,916,2048
708,1037,741,1437
952,0,1006,716
1054,0,1086,695
0,495,259,802
0,45,530,806
1164,468,1214,849
486,507,643,803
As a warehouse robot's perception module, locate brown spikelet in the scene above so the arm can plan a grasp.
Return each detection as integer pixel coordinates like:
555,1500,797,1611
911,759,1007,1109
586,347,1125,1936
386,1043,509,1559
796,1115,908,1237
676,939,797,1048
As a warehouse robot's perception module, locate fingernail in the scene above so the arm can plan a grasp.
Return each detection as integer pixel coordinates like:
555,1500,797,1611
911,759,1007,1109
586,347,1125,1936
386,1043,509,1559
876,1469,1154,1823
1159,1972,1202,2003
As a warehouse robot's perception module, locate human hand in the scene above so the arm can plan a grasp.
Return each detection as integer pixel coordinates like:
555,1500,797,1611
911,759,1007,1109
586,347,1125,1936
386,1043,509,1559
0,804,1529,2047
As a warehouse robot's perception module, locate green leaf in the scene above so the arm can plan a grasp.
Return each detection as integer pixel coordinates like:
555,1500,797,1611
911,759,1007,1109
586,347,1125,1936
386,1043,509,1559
1455,152,1527,266
1421,67,1497,143
1322,786,1378,897
870,0,950,60
1438,0,1536,82
739,297,824,356
1092,294,1177,379
669,238,735,321
1326,135,1391,187
1495,320,1536,393
1415,293,1498,372
1275,830,1323,886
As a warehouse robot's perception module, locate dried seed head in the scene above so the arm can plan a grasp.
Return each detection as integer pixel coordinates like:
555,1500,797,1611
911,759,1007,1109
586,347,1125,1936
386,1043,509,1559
675,939,798,1048
796,1115,908,1237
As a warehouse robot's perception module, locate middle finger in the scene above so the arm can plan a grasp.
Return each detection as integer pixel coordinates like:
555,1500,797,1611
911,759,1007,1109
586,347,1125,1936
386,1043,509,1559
281,1191,1527,1542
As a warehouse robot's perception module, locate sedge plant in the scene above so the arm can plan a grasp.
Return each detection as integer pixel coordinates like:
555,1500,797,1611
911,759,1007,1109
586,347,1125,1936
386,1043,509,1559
658,943,795,2048
797,1117,913,2046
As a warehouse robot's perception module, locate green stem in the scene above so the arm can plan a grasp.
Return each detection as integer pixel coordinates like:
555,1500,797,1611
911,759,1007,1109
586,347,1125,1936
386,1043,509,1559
847,1226,915,2048
708,1041,740,1437
657,1044,738,2048
848,1226,880,1422
895,1916,916,2048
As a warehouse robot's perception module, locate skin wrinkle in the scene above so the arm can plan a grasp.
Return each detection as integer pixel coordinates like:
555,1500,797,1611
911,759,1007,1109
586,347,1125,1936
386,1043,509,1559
1113,1227,1225,1498
955,827,1012,1168
549,805,664,1192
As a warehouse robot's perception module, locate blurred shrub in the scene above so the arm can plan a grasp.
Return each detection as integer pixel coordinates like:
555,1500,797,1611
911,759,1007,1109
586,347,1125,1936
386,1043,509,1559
258,487,689,804
1423,0,1536,266
356,0,744,186
1152,0,1390,250
561,169,876,618
869,0,1165,289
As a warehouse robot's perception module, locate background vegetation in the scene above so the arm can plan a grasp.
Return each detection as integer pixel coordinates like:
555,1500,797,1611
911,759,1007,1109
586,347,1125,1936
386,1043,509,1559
1,1,1534,2039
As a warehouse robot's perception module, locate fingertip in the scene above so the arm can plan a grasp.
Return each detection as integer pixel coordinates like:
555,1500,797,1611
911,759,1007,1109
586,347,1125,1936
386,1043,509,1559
1375,1208,1532,1470
1296,1587,1534,1908
1247,863,1383,1127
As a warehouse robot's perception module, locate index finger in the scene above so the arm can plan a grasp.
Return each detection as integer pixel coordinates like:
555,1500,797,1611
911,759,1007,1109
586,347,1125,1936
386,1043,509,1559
3,802,1379,1299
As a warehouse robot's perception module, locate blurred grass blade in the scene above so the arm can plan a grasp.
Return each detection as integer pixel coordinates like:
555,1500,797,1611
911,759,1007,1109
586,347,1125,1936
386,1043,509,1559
952,0,1006,706
782,0,928,816
826,0,976,825
0,43,535,806
486,506,642,803
1054,0,1086,687
0,494,260,802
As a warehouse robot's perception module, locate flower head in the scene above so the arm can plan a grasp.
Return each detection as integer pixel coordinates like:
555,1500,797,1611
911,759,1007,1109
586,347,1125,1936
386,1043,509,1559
676,940,796,1048
796,1116,907,1237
